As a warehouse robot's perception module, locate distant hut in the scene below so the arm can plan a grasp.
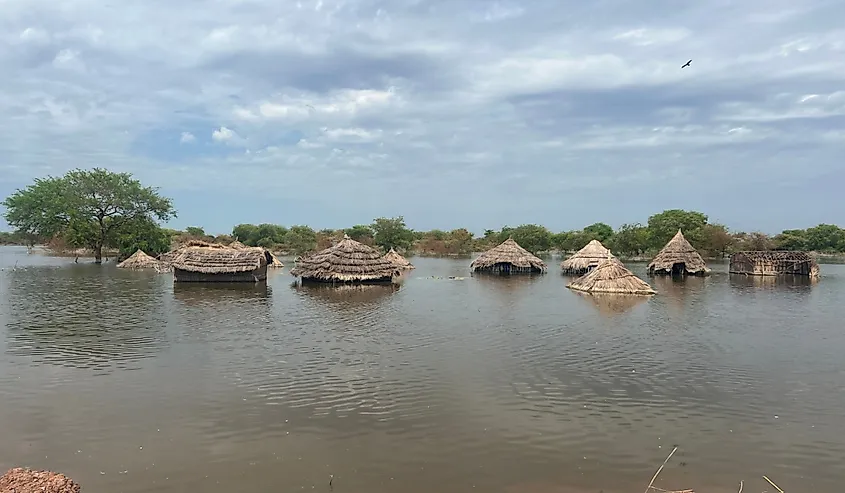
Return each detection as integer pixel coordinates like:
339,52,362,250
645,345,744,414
567,256,656,295
290,234,402,284
730,251,820,278
470,238,547,274
384,247,415,270
117,249,163,270
171,244,273,282
647,229,711,276
560,239,614,275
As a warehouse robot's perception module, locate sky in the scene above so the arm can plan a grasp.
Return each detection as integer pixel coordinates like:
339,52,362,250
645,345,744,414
1,0,844,236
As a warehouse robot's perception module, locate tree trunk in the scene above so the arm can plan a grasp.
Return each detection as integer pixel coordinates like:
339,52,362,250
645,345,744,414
94,244,103,264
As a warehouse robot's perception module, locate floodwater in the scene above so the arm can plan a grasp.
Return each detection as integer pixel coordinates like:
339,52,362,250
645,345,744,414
1,245,844,493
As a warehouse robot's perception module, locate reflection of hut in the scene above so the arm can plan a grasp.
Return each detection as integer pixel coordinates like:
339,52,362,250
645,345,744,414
560,240,614,275
729,251,820,278
573,291,649,316
117,249,166,271
470,238,547,274
647,229,710,276
173,282,271,305
567,256,656,295
290,234,402,284
171,245,272,282
293,283,400,304
383,247,414,269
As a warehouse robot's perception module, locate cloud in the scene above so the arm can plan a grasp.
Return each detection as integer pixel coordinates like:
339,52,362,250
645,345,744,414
1,0,844,235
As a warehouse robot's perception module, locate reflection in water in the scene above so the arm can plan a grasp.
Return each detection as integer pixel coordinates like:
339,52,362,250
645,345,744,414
172,282,272,306
292,283,400,305
2,265,170,370
729,273,817,293
572,291,649,316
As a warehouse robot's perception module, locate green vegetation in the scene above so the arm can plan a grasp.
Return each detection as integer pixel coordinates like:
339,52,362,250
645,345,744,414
3,171,844,260
1,168,175,262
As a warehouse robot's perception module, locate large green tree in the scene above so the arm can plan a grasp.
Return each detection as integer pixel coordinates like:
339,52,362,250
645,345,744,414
505,224,552,253
2,168,175,263
647,209,708,248
610,223,651,256
371,216,414,252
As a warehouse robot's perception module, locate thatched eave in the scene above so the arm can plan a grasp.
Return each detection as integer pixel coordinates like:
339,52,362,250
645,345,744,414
647,229,710,276
470,238,547,273
567,256,656,295
290,234,401,283
560,239,614,274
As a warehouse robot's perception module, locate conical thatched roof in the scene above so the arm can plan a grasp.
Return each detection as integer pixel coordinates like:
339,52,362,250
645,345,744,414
567,256,656,295
290,234,402,283
383,247,414,269
647,229,710,276
171,245,271,274
470,238,547,273
117,249,163,270
560,239,615,274
229,240,247,249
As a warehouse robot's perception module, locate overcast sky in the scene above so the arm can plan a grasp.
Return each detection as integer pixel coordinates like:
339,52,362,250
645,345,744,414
2,0,843,235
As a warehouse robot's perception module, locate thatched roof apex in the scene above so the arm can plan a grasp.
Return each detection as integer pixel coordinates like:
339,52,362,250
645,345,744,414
117,249,161,270
171,245,271,274
560,239,614,272
647,229,710,275
470,238,547,272
567,256,656,295
384,247,414,269
290,234,401,282
229,240,247,249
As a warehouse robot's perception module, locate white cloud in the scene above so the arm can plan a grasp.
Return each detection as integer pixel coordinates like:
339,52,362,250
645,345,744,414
1,0,844,234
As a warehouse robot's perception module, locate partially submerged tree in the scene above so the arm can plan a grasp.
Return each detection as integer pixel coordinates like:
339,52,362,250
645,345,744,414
2,168,175,263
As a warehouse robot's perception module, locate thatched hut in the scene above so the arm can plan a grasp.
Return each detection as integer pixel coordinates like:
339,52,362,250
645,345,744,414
227,240,284,268
290,234,402,284
228,240,248,249
647,229,710,276
171,244,273,282
159,239,227,263
384,247,414,269
730,251,820,278
470,238,547,274
117,249,163,270
1,468,80,493
567,256,656,295
560,239,614,275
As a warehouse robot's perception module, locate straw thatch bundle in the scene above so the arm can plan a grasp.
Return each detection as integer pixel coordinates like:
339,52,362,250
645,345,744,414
470,238,547,274
1,468,81,493
159,239,228,263
567,256,656,295
228,240,247,249
227,240,284,268
560,239,614,274
383,247,414,269
647,229,710,276
117,249,162,270
290,234,402,283
171,245,271,274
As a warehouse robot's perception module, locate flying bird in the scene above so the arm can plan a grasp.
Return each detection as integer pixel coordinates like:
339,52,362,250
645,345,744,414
681,59,692,68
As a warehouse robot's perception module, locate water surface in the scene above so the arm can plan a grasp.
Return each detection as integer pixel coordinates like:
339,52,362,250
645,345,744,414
1,246,844,493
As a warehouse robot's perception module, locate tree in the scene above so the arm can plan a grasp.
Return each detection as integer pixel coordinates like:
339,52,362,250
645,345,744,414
700,223,733,257
344,224,374,242
114,217,172,260
232,223,259,245
582,222,615,243
508,224,552,253
647,209,708,248
610,223,651,256
184,226,206,238
371,216,414,252
446,228,474,255
2,168,175,263
285,225,317,255
804,224,845,252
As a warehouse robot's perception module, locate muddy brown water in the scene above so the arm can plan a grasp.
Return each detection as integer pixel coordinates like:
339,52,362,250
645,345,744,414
1,246,844,493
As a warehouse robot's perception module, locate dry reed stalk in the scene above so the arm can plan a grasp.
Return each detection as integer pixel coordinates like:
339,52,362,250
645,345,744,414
644,446,679,493
763,476,784,493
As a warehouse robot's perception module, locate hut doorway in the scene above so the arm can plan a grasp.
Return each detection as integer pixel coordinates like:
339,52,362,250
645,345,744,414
671,263,686,276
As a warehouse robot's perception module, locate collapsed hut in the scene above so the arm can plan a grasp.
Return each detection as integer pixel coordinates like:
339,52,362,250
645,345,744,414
158,239,226,263
383,247,415,269
470,238,547,274
647,229,710,276
560,239,614,275
567,256,656,295
116,249,165,270
290,234,402,284
171,244,273,282
730,251,820,278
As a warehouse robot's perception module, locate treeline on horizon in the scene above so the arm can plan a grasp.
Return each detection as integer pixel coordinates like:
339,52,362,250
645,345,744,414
2,168,844,260
7,211,840,259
